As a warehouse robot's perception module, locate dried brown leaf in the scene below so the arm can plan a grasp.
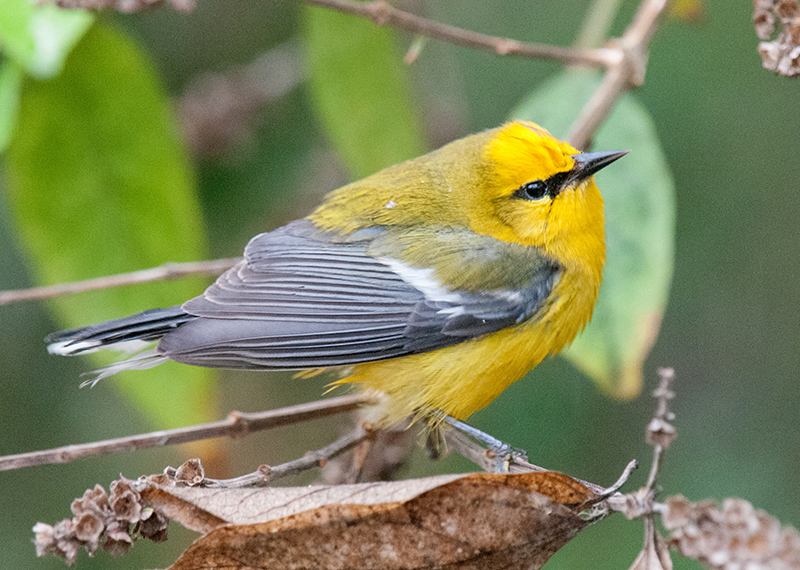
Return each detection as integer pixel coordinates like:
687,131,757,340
150,471,594,570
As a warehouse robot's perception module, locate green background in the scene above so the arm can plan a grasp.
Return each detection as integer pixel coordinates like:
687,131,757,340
1,1,798,569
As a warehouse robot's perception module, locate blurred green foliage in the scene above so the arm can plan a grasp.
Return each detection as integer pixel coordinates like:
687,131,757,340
0,0,92,79
4,23,217,431
301,4,425,178
0,1,798,570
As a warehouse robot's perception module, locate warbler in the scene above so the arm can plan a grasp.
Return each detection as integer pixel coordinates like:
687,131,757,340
47,121,626,425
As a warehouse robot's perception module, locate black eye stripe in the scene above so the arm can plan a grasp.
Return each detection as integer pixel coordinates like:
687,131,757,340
513,170,571,201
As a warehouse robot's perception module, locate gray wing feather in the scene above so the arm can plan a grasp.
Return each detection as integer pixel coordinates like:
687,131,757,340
159,220,557,369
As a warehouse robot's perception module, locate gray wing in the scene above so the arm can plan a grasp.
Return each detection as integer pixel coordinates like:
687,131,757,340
158,220,558,369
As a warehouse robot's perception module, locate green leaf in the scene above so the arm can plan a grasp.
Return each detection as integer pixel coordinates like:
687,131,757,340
511,70,676,399
301,5,425,179
4,24,217,428
0,60,22,153
0,0,93,79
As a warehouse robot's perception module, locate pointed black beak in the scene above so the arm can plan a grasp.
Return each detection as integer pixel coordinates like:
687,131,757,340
569,149,629,183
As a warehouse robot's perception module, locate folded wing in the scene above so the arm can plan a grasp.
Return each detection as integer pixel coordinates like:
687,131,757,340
161,220,558,369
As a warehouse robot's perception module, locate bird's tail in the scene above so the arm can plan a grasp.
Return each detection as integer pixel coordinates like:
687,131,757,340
46,306,195,356
46,306,197,386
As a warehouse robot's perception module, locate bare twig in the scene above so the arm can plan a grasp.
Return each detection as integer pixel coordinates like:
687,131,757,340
302,0,621,68
36,0,196,13
0,394,375,472
567,0,669,149
644,367,676,491
605,368,676,521
0,258,240,306
302,0,667,151
177,424,374,488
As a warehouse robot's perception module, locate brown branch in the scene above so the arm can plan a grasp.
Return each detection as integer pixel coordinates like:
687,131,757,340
302,0,621,69
37,0,196,13
0,258,240,306
643,367,676,491
0,394,376,472
302,0,668,150
173,424,374,488
566,0,669,149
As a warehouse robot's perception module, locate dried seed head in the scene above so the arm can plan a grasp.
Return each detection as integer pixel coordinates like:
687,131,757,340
665,495,800,569
174,458,206,486
34,478,169,564
73,512,104,549
754,0,800,76
137,508,169,543
110,480,143,523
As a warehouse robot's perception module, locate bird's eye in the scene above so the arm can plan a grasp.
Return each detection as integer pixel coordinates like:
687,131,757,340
515,180,549,200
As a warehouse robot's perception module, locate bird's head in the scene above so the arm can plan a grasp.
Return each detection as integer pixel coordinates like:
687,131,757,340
466,121,627,273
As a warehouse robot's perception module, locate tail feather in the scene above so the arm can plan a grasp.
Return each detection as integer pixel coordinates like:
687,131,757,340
79,349,169,388
46,306,195,356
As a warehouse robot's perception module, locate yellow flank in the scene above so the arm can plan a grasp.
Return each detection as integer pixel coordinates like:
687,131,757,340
344,270,597,422
311,120,613,423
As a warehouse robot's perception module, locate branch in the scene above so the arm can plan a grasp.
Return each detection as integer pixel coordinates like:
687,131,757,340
0,258,240,306
38,0,196,13
168,424,374,488
302,0,668,150
643,367,676,491
302,0,621,69
0,394,375,472
566,0,669,148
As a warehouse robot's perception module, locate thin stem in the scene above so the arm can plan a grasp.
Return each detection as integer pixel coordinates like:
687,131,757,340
0,394,375,472
643,367,676,493
567,62,629,149
302,0,620,68
198,425,373,488
575,0,624,49
567,0,670,149
0,258,240,306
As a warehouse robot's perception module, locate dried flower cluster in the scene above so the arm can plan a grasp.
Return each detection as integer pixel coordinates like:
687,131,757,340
664,495,800,570
754,0,800,76
33,479,168,565
35,0,195,13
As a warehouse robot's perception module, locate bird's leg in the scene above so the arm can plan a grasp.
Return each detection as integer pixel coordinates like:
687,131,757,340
443,415,528,473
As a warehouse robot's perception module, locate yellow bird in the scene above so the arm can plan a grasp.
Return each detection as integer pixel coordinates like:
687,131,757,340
47,121,626,427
